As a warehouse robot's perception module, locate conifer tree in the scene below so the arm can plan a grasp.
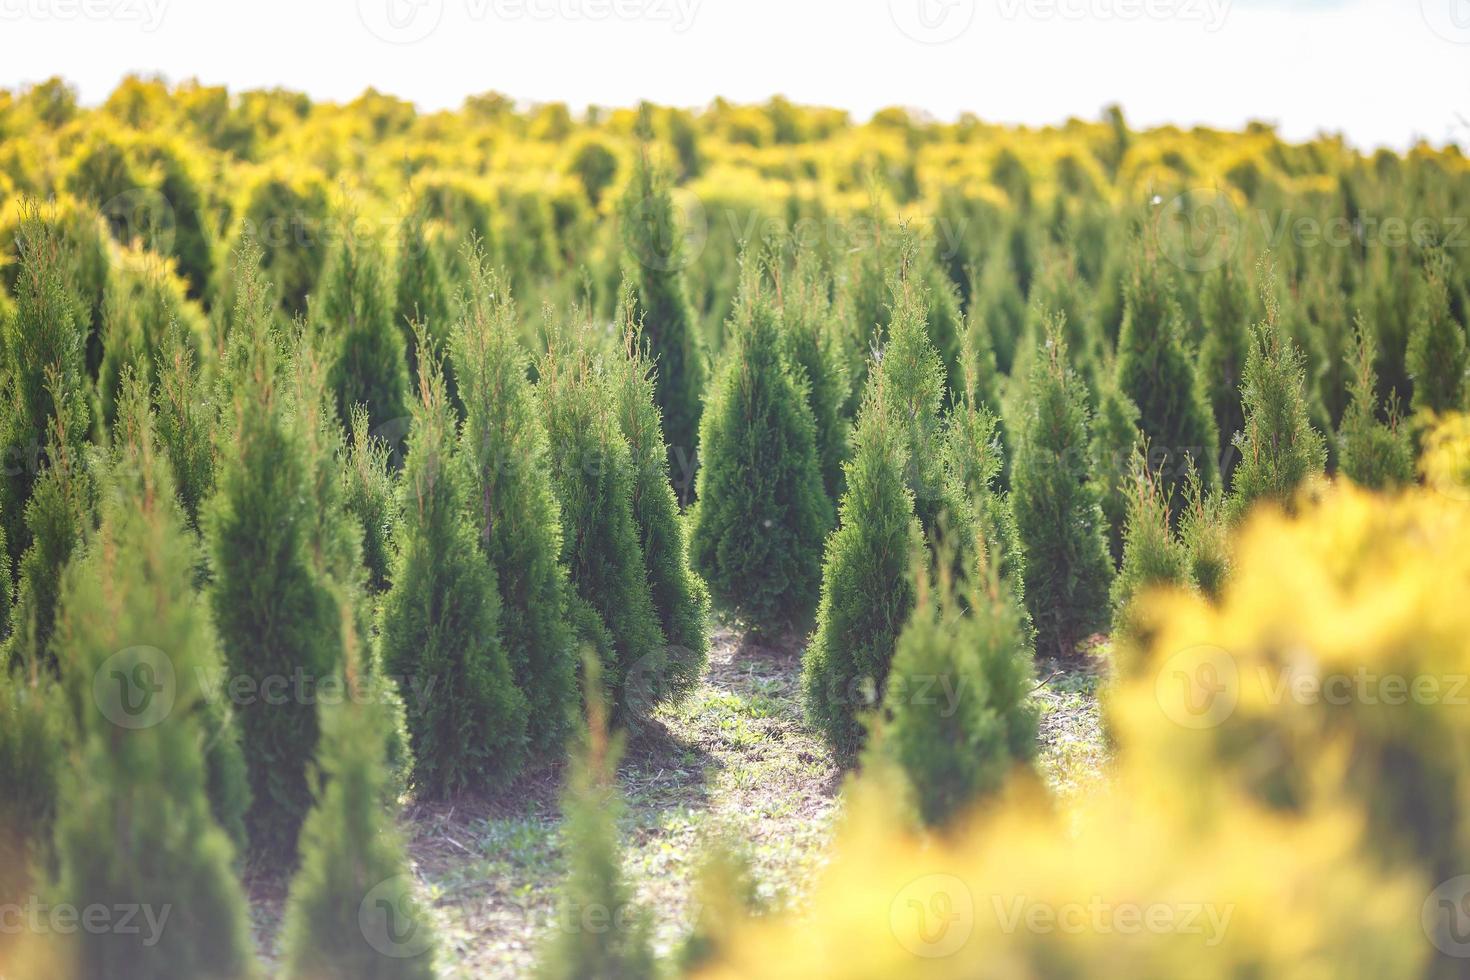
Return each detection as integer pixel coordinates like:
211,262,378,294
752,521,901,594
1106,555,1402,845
878,264,976,574
51,392,256,980
534,656,656,980
1405,251,1468,416
280,612,435,980
342,405,397,595
450,250,577,755
1109,450,1191,647
318,228,411,440
1179,465,1230,602
206,248,342,860
5,397,92,673
620,153,706,500
1228,276,1327,522
778,253,851,503
379,341,528,796
690,265,833,627
1338,315,1414,490
538,334,667,708
1114,247,1220,515
803,377,924,758
153,322,216,531
1091,377,1141,564
1011,319,1113,659
870,549,1039,828
393,207,452,402
0,208,90,571
611,293,710,712
944,385,1028,621
1197,259,1252,482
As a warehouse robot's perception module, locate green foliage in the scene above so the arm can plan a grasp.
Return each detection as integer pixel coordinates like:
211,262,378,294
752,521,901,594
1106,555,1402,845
778,254,850,503
568,139,619,207
51,397,256,980
869,554,1039,829
393,208,452,405
1405,252,1467,416
225,172,331,317
96,248,207,432
534,657,656,980
1089,376,1140,565
318,228,411,439
379,345,528,796
342,406,396,595
1197,260,1252,482
152,324,216,530
1011,320,1113,659
280,625,435,980
674,832,763,974
619,154,706,499
538,335,666,710
0,208,91,564
0,666,62,905
1229,276,1327,522
611,296,710,713
1114,247,1220,516
1179,465,1230,602
1337,315,1414,490
803,377,923,758
206,249,341,860
690,267,833,627
1109,451,1191,647
450,251,577,756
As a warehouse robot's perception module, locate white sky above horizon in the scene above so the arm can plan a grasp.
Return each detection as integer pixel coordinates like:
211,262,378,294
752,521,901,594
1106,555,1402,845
1,0,1467,151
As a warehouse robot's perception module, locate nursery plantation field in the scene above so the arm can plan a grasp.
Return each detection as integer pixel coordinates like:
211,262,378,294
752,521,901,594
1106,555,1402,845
0,75,1469,979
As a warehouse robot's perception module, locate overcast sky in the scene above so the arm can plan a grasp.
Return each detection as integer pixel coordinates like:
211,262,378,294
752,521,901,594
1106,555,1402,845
1,0,1467,150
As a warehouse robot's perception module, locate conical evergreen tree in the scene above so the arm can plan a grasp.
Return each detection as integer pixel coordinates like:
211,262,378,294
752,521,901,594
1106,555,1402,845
1228,274,1327,522
280,612,435,980
450,249,577,756
620,153,706,501
534,655,656,980
878,263,976,576
777,253,850,503
0,208,90,579
1114,247,1220,516
1011,319,1113,659
153,322,216,531
1338,315,1414,490
690,266,833,628
206,247,342,860
1179,464,1230,602
1109,449,1191,648
803,376,924,758
611,292,710,713
1091,376,1141,565
0,664,62,913
869,546,1039,829
379,341,528,797
342,405,397,595
1197,260,1252,482
393,207,452,402
51,390,256,980
1406,251,1468,416
538,333,667,710
318,228,411,440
